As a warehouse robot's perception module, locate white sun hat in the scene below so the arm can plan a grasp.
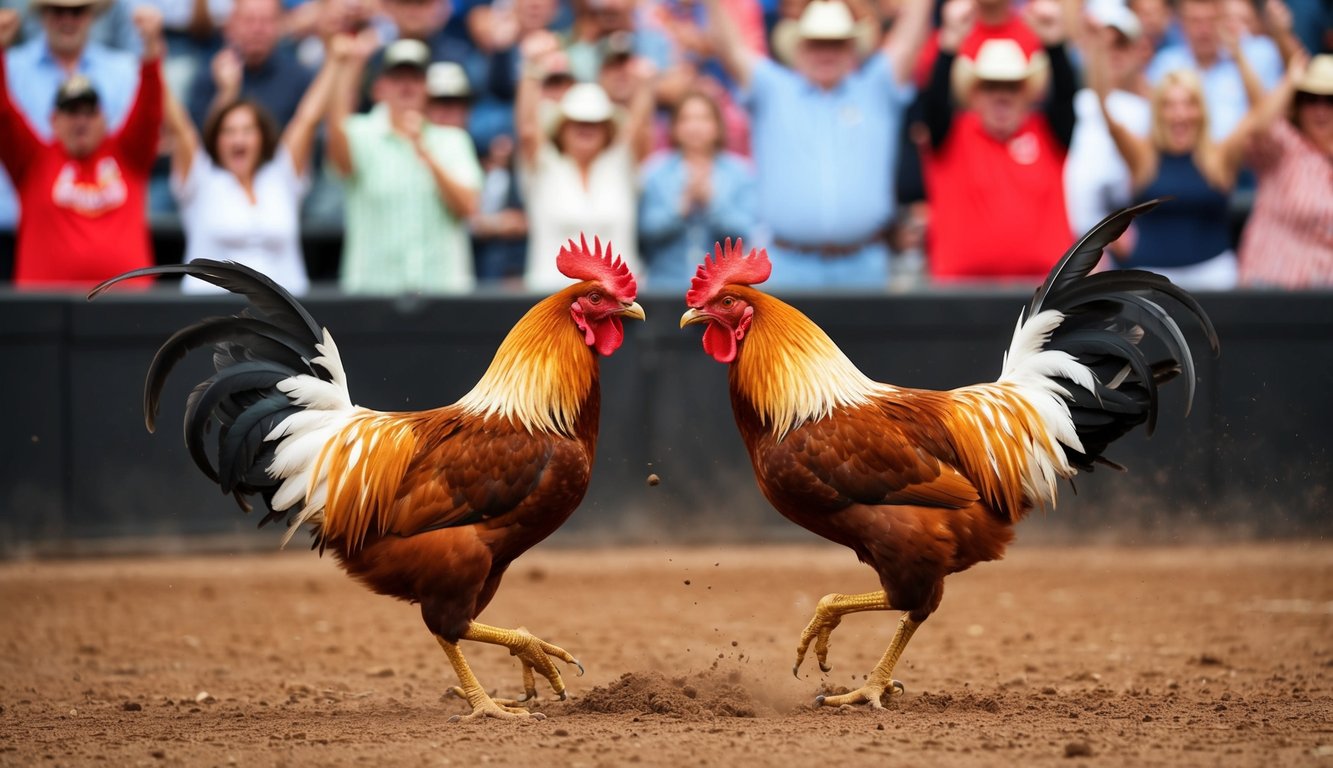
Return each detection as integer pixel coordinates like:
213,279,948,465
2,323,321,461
558,82,616,123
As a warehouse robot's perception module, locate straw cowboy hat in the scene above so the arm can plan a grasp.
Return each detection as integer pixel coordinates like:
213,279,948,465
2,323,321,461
951,38,1050,102
29,0,110,12
771,0,878,66
1295,53,1333,96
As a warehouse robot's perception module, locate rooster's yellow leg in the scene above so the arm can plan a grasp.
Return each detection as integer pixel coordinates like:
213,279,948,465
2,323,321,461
793,591,892,676
436,637,541,721
462,622,584,702
815,613,921,709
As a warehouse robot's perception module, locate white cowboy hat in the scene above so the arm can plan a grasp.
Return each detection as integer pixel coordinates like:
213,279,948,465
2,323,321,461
771,0,877,66
951,38,1050,102
1295,54,1333,96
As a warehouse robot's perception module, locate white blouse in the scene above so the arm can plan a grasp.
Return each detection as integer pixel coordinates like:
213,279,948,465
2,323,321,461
522,140,640,293
173,146,311,296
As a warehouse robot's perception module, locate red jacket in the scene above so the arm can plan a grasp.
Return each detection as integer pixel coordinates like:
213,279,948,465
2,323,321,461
0,55,161,288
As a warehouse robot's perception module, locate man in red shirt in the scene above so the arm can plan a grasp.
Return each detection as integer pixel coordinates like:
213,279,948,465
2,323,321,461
0,7,164,289
921,0,1077,282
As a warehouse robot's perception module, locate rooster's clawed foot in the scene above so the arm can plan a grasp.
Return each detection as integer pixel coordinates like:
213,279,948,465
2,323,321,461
505,627,584,702
815,680,906,709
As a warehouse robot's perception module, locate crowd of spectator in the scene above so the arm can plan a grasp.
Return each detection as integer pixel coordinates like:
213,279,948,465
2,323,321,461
0,0,1328,294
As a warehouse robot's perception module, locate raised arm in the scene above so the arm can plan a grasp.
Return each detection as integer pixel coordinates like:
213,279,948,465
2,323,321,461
117,8,167,173
1219,50,1305,169
0,10,45,183
623,57,657,163
162,71,200,185
515,31,560,168
1262,0,1306,63
702,0,755,89
281,35,347,178
924,0,975,150
883,0,933,85
1025,0,1076,149
326,28,377,178
1223,17,1266,108
1087,23,1156,189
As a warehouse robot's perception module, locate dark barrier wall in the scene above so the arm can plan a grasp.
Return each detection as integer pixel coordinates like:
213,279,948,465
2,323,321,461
2,288,1330,556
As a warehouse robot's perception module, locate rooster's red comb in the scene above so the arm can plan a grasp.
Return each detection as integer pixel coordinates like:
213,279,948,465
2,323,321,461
686,239,771,307
557,234,637,304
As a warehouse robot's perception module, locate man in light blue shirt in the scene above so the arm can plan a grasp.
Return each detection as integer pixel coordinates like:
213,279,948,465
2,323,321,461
1146,0,1283,140
0,0,139,233
704,0,929,289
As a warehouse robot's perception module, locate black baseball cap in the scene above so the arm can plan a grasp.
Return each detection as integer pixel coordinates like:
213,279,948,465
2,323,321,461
55,75,100,111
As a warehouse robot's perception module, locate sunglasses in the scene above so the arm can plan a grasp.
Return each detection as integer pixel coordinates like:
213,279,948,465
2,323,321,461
42,4,94,16
1296,92,1333,107
978,80,1025,93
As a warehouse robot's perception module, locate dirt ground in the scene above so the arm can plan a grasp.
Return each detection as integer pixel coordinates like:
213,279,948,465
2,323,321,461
1,543,1330,767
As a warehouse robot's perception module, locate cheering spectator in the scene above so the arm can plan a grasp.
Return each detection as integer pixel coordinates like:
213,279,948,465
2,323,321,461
163,32,346,296
1147,0,1283,139
922,0,1076,282
705,0,932,289
1065,4,1152,239
639,90,755,288
0,0,140,255
0,0,143,54
0,7,163,288
1096,24,1283,289
187,0,315,129
329,36,482,294
515,30,654,291
1238,53,1333,288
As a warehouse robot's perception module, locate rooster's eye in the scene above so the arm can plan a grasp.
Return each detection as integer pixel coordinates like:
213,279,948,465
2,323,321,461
722,297,735,308
588,293,602,305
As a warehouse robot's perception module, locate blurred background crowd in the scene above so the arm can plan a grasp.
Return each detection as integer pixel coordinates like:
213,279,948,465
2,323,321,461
0,0,1329,295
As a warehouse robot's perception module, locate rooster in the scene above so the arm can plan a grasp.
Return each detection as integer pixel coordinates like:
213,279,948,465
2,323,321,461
679,201,1218,708
89,237,644,721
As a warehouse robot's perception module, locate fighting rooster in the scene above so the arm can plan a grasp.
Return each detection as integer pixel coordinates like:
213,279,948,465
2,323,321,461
90,237,644,721
680,202,1217,708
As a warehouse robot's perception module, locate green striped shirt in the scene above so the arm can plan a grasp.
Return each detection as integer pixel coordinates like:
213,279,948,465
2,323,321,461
339,105,483,294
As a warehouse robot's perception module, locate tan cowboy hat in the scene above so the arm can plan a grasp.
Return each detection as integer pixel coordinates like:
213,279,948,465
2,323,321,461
951,38,1050,102
1295,54,1333,96
771,0,878,66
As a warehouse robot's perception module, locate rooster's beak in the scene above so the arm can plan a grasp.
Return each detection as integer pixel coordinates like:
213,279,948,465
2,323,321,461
619,301,646,321
679,308,709,329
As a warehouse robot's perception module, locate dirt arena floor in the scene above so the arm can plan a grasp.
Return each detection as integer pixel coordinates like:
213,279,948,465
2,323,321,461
1,543,1330,767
